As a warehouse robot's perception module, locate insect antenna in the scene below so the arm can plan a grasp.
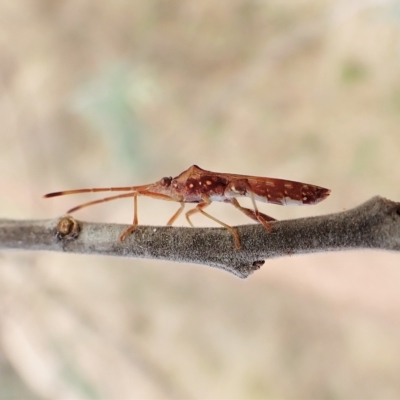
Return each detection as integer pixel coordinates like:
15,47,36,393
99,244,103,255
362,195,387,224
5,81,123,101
44,184,151,198
66,192,138,213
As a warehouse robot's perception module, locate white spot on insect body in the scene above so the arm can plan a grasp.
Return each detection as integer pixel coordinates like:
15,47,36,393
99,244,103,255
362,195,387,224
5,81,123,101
284,183,293,189
189,183,194,188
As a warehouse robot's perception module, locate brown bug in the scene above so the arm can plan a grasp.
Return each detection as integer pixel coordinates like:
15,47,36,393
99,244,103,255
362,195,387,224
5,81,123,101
44,165,330,249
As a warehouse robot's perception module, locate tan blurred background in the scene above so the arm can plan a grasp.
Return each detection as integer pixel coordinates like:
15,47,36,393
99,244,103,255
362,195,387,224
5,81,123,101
1,0,400,398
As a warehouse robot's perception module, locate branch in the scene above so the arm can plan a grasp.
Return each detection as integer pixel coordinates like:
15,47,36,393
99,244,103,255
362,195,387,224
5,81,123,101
1,196,399,279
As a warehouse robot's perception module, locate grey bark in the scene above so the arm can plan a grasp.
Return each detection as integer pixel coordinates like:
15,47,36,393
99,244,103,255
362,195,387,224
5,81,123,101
1,196,399,278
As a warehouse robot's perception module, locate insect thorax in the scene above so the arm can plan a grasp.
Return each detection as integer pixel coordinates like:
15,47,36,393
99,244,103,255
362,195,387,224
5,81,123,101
173,174,229,202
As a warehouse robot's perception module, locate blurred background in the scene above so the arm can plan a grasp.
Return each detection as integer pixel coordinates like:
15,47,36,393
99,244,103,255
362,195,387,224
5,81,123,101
1,0,400,398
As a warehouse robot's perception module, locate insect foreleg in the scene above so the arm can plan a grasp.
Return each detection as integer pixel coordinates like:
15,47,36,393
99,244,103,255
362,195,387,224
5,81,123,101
119,192,139,241
185,196,241,249
120,191,179,241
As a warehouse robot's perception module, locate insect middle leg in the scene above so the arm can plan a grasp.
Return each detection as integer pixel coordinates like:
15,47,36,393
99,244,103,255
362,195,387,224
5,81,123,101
167,202,185,225
185,196,241,249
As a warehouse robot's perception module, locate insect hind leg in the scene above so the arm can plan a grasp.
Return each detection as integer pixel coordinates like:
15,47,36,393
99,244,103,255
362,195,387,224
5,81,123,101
228,179,275,232
229,198,276,226
246,191,274,232
185,197,241,249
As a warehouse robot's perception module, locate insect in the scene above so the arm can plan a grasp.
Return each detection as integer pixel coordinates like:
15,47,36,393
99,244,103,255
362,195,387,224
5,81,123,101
44,165,330,249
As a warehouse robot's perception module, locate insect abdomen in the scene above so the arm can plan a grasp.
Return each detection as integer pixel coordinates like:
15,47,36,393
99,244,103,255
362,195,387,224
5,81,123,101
252,179,330,206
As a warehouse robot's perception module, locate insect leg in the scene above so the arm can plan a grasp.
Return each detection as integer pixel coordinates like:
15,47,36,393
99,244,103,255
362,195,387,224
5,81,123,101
185,196,241,249
229,179,274,232
229,198,276,223
247,190,273,232
167,202,185,226
120,191,178,241
119,192,139,241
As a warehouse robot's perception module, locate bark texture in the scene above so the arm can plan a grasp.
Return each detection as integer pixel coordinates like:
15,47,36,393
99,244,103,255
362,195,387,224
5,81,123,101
1,196,399,278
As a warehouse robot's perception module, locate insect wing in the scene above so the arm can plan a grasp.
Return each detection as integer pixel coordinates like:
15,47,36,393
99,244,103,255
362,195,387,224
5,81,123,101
246,177,330,206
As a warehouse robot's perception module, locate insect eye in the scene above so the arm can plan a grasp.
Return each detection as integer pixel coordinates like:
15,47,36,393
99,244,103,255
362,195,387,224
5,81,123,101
160,177,172,187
